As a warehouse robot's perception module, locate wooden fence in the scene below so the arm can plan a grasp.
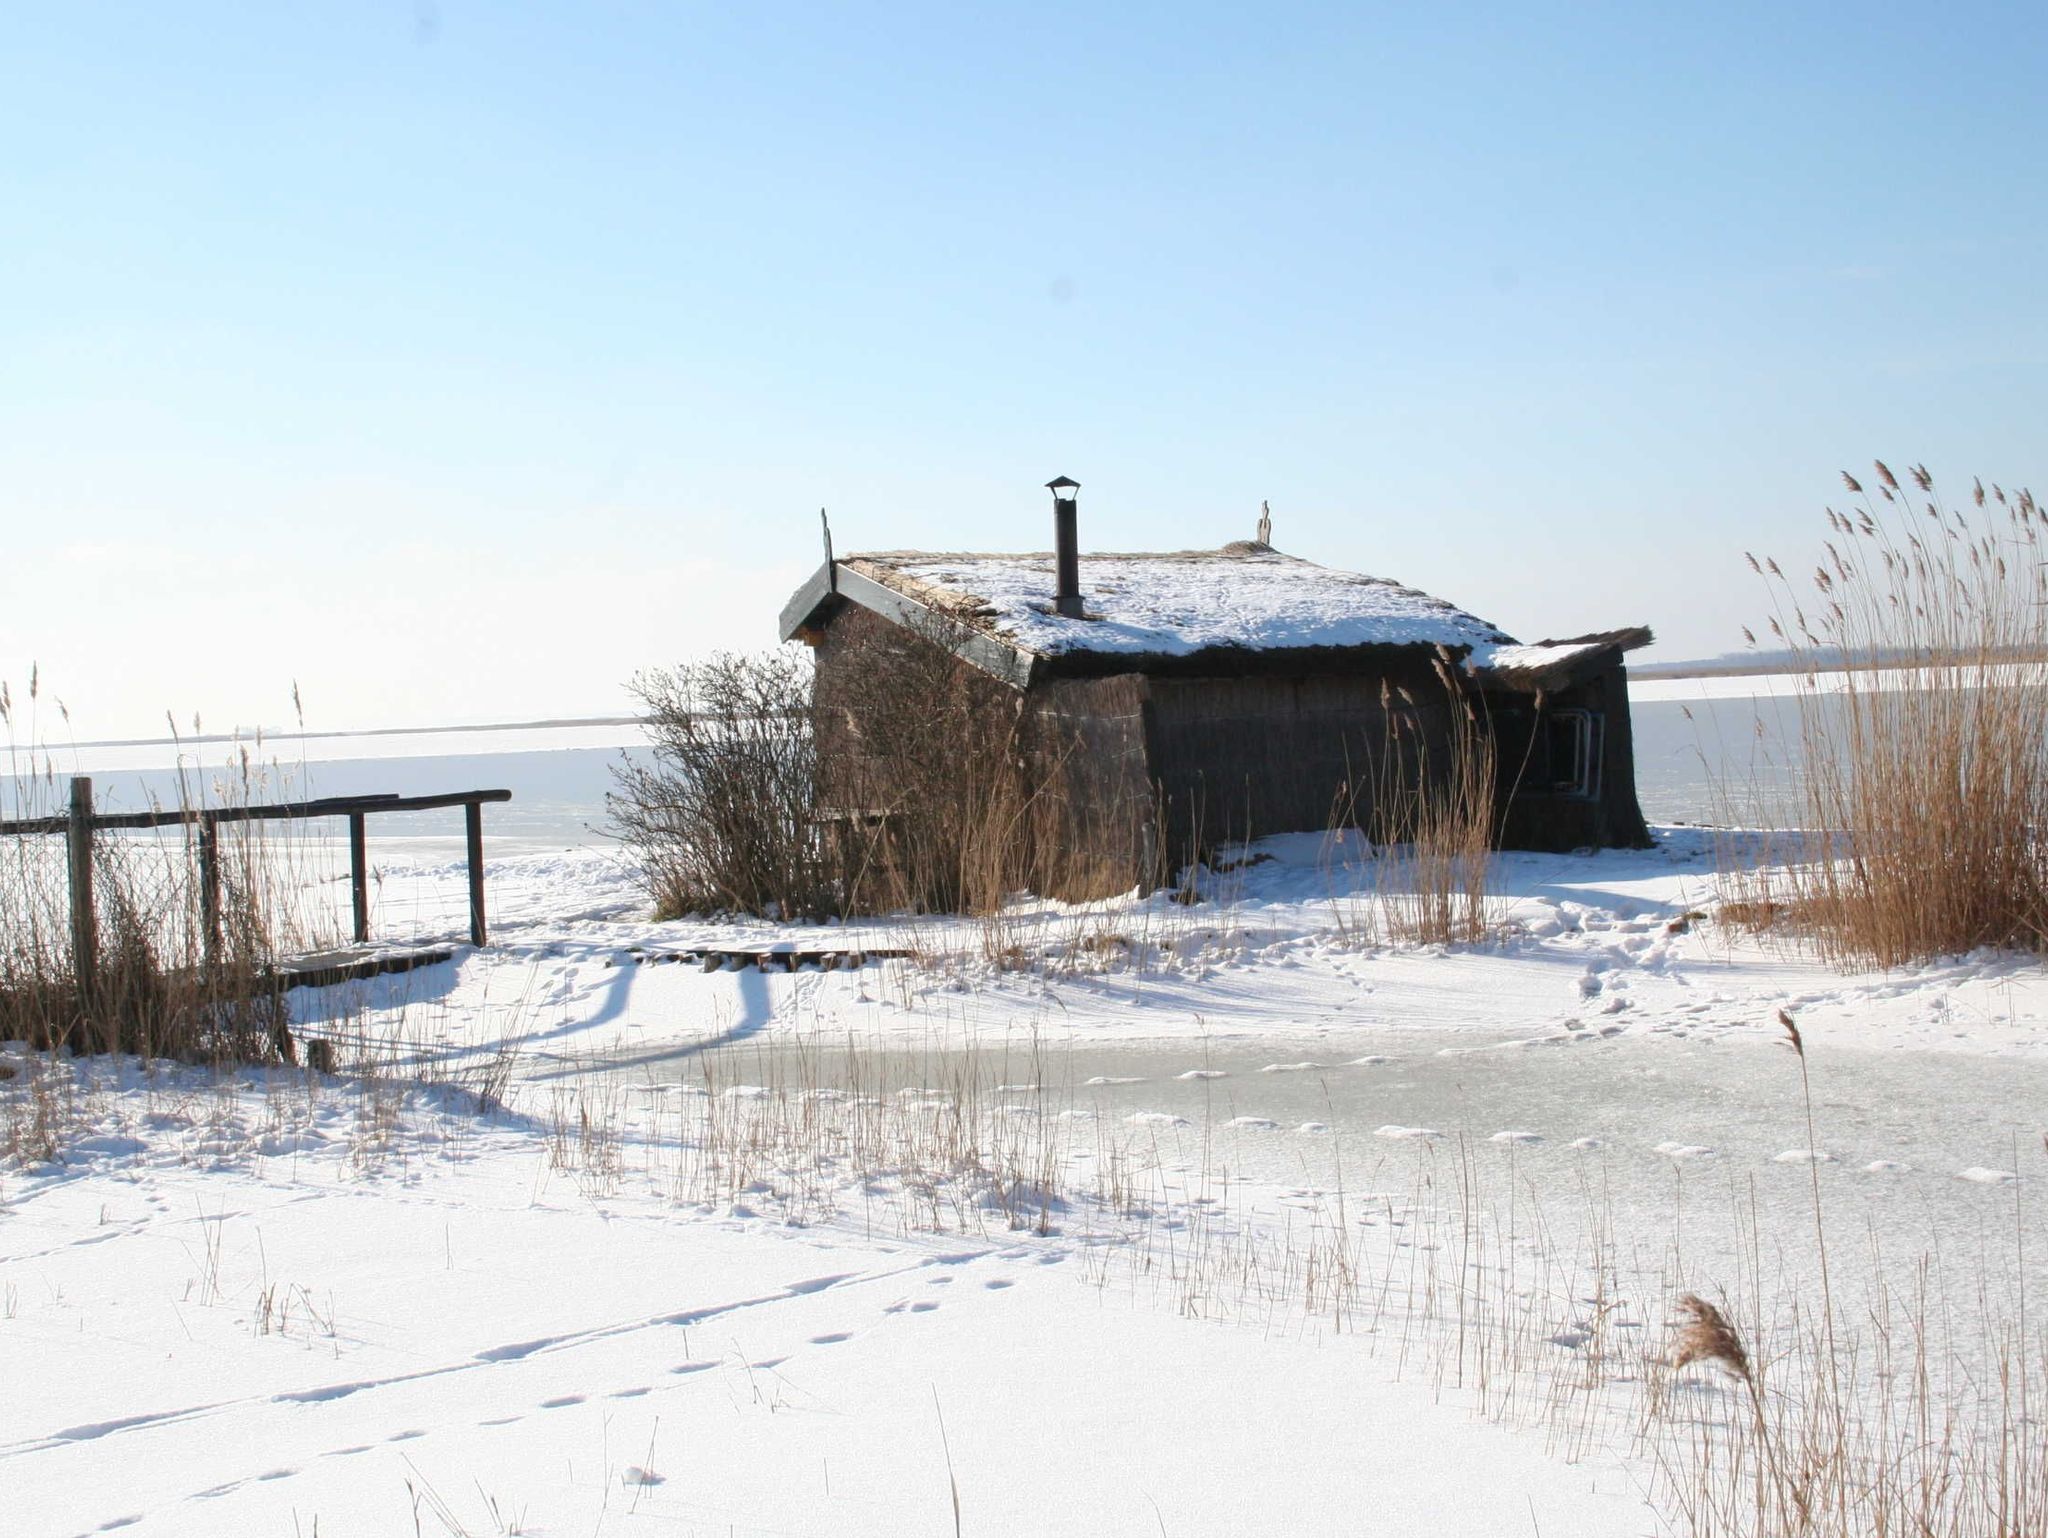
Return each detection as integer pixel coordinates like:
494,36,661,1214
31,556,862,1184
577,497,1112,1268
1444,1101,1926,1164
0,777,512,1005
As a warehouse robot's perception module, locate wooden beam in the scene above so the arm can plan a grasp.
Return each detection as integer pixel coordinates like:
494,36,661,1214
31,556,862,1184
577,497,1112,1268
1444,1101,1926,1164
776,559,838,641
464,800,487,947
0,788,508,836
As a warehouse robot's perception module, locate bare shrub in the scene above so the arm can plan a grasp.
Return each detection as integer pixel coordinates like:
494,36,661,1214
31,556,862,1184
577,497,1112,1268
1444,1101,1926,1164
1736,464,2048,966
608,652,841,921
610,631,1118,930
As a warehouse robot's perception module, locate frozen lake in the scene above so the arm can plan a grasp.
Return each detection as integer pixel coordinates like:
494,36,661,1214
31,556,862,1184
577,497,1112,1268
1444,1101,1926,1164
21,681,1813,859
626,1022,2048,1307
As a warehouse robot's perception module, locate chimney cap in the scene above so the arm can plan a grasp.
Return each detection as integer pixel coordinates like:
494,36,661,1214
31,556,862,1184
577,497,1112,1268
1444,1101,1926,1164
1045,475,1080,497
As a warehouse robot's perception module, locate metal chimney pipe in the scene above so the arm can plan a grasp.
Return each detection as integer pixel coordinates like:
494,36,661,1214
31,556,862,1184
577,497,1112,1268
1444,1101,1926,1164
1047,476,1082,617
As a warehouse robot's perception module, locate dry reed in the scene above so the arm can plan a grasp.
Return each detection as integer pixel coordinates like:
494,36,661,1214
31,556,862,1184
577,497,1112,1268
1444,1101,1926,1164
2,681,336,1063
1728,464,2048,966
1321,657,1500,946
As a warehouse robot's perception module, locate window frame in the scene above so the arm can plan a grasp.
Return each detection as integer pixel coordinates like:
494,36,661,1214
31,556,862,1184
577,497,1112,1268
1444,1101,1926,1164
1543,708,1603,800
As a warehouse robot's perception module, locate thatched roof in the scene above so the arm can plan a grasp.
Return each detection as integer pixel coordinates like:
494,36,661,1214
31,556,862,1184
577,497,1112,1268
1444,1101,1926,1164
780,544,1645,690
852,546,1509,653
1469,628,1656,693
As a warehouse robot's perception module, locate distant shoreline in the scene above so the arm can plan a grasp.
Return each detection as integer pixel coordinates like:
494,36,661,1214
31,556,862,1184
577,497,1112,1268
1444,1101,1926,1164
1630,650,2048,681
58,651,2048,750
63,714,644,754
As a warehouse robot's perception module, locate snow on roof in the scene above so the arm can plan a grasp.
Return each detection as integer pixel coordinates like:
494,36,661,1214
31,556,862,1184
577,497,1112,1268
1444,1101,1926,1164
842,546,1516,661
1483,641,1608,675
1470,629,1655,690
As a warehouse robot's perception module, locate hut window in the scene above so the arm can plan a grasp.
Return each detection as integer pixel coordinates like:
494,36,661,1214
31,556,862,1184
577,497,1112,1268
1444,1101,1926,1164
1543,710,1602,799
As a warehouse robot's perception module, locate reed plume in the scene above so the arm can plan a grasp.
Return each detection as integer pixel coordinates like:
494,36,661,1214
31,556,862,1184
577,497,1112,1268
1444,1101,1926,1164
1672,1292,1753,1380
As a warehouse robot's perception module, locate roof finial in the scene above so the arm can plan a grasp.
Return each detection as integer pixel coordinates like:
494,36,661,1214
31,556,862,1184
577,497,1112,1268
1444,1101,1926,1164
1256,500,1272,547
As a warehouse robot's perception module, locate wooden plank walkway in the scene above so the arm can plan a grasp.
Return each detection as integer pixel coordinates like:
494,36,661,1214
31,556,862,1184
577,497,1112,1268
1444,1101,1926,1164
275,942,907,991
610,947,911,973
273,944,457,991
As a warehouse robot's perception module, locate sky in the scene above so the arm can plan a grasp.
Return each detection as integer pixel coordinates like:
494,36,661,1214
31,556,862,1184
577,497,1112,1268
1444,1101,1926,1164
3,1,2044,740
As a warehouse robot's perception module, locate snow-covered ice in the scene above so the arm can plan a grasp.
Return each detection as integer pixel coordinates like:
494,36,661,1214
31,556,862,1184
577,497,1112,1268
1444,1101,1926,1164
7,825,2048,1536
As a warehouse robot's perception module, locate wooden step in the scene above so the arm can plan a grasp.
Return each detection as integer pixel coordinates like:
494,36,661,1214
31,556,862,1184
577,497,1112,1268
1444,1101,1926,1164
272,944,457,991
611,947,910,973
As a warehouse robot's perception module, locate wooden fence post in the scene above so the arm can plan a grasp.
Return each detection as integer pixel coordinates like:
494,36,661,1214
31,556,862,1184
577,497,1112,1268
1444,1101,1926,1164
198,813,221,967
66,776,104,1049
348,812,370,944
464,799,487,947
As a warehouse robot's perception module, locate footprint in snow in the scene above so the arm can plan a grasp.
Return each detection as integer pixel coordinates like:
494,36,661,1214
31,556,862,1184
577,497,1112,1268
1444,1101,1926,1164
1959,1167,2019,1185
1259,1061,1320,1073
1374,1125,1443,1141
984,1278,1014,1290
1654,1142,1715,1160
809,1332,852,1345
1862,1159,1910,1173
1176,1069,1227,1080
1489,1130,1542,1145
540,1395,585,1409
1772,1149,1835,1164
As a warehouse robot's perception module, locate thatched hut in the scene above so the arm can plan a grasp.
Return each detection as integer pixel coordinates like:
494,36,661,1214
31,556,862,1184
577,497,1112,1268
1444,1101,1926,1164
779,499,1651,902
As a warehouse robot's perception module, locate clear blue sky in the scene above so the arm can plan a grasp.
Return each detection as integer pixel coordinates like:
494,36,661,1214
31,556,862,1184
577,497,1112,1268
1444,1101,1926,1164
3,2,2043,738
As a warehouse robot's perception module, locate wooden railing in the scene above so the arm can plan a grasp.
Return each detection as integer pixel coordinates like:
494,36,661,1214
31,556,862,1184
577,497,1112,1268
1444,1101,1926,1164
0,777,513,1000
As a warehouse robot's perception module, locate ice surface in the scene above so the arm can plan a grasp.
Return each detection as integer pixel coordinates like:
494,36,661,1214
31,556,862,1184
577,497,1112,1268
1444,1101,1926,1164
12,825,2048,1537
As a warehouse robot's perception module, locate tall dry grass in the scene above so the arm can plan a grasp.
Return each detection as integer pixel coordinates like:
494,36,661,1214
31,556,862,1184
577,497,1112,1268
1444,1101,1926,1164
1733,463,2048,966
824,613,1064,922
2,677,336,1063
1323,653,1500,945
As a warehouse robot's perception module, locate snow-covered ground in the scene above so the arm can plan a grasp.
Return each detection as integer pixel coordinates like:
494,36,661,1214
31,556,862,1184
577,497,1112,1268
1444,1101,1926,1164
5,829,2045,1536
